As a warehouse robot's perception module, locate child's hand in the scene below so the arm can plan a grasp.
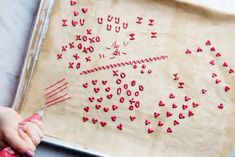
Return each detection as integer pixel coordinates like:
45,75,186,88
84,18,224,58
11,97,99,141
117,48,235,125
0,106,43,157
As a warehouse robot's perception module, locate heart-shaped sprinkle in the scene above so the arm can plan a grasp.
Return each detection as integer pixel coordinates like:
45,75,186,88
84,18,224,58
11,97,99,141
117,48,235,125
205,40,211,45
95,104,101,110
218,103,224,109
148,128,154,134
100,121,107,127
83,83,88,88
92,118,98,124
97,97,103,102
166,111,172,117
111,115,117,121
215,79,221,84
94,87,100,93
167,127,173,133
174,120,179,125
188,110,194,117
130,116,136,121
216,52,221,57
184,96,191,102
229,69,234,74
192,102,199,108
202,89,207,94
210,47,216,51
70,0,76,6
89,97,95,102
179,113,185,119
117,123,123,130
74,11,79,16
154,112,160,118
72,20,78,26
172,103,177,109
102,80,108,85
82,8,88,14
212,73,217,78
107,94,113,99
92,80,98,85
159,101,165,106
182,105,188,110
197,47,203,52
112,105,118,111
158,121,164,126
185,49,191,54
83,116,89,122
169,93,175,99
223,62,228,67
105,87,111,92
84,106,89,112
145,120,151,125
209,60,215,65
103,107,109,112
224,86,230,92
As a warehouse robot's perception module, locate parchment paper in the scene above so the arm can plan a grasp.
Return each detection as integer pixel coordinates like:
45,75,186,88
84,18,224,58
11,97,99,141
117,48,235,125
19,0,235,157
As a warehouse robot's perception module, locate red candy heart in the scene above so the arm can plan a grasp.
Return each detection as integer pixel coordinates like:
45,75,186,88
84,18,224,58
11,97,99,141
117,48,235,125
174,120,179,126
112,105,118,111
188,110,194,117
84,106,89,112
92,80,98,85
72,20,78,26
184,96,191,102
166,111,172,117
92,118,98,124
102,80,108,85
83,116,89,122
197,47,203,52
74,11,79,16
210,47,216,51
179,113,185,119
95,104,101,110
212,73,217,78
89,97,95,102
205,40,211,45
202,89,207,94
167,127,173,133
209,60,215,65
107,94,113,99
185,49,191,54
130,116,136,121
94,87,100,93
229,69,234,74
145,120,151,125
182,105,188,110
82,8,88,14
117,123,123,130
111,115,117,121
159,101,165,106
223,62,228,67
192,102,199,108
148,128,154,134
169,93,175,99
216,52,221,57
103,107,109,112
100,121,107,127
218,103,224,109
105,87,111,92
224,86,230,92
172,103,177,109
215,79,221,84
70,0,76,6
158,121,164,126
83,83,88,88
97,97,103,102
154,112,160,118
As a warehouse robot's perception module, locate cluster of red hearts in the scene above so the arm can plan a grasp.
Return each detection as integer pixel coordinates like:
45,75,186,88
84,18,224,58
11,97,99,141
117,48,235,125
81,70,145,131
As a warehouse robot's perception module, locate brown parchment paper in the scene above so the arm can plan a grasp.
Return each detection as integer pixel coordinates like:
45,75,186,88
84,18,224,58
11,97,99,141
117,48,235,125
19,0,235,157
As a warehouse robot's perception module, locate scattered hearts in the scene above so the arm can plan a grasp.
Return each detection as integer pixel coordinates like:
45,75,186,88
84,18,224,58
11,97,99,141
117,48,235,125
154,112,160,118
185,49,192,54
215,79,221,84
145,120,151,125
100,121,107,127
117,123,123,130
192,102,199,108
102,80,108,85
89,97,95,102
95,104,101,110
172,103,177,109
215,52,221,57
205,40,211,45
83,83,88,88
218,103,224,109
197,47,203,52
83,116,89,122
223,62,228,67
70,0,76,6
94,87,100,93
84,106,89,112
97,97,103,102
107,94,113,99
229,69,234,74
158,121,164,126
188,110,194,117
72,20,78,26
212,73,217,78
209,60,215,65
105,87,111,92
82,8,88,14
92,80,98,85
210,47,216,51
112,105,118,111
173,120,179,126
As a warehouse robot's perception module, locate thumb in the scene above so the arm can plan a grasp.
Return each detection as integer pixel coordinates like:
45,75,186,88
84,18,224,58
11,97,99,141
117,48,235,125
3,128,34,157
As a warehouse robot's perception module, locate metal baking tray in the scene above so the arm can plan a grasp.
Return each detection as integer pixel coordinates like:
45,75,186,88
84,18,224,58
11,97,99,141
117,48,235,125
12,0,108,156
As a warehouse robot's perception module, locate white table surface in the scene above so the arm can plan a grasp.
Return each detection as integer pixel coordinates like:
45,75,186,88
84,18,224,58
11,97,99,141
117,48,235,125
0,0,234,156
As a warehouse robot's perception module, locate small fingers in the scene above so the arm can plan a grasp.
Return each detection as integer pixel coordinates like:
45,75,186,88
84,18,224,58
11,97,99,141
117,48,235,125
18,129,36,152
